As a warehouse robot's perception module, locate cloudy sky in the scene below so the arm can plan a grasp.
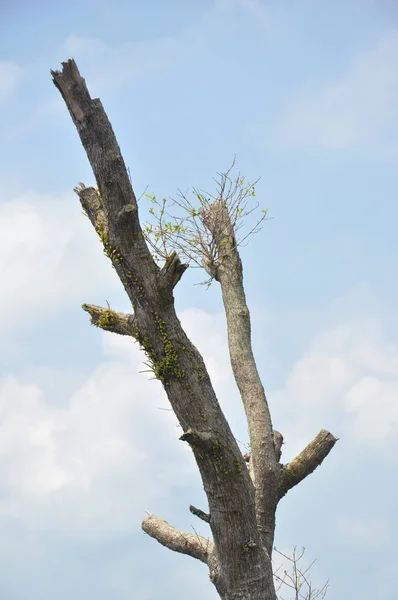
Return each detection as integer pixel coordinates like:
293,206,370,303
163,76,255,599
1,0,398,598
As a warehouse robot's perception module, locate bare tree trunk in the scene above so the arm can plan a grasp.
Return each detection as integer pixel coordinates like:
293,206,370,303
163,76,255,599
51,59,337,600
201,199,280,556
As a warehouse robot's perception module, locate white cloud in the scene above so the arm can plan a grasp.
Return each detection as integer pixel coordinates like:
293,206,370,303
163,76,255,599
102,306,232,389
272,29,398,151
0,306,234,539
0,354,173,537
0,61,22,104
0,191,120,334
271,303,398,456
345,376,398,440
179,308,230,386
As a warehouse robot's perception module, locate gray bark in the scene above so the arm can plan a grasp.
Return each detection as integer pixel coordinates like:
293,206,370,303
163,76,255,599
51,59,337,600
200,199,279,555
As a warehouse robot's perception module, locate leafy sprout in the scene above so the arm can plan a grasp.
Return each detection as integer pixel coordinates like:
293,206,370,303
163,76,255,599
140,158,271,287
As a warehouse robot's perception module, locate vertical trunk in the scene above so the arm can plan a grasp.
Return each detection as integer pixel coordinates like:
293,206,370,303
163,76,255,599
212,554,276,600
201,199,279,555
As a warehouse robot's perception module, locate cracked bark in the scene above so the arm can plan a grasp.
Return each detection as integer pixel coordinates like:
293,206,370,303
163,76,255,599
52,58,337,600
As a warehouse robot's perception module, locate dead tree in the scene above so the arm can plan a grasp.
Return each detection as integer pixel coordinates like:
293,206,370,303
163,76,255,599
51,59,337,600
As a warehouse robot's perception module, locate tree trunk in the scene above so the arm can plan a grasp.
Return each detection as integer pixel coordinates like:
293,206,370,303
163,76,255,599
51,59,337,600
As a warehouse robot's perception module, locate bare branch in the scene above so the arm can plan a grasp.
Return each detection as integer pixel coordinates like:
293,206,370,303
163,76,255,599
189,505,211,523
279,430,338,499
82,302,137,336
75,185,109,242
142,514,213,564
273,546,329,600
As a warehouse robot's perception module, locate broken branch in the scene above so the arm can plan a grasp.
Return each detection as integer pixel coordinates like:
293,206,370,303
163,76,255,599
158,251,189,292
82,303,137,336
179,429,214,451
279,429,338,499
273,430,284,462
142,514,213,564
189,505,211,523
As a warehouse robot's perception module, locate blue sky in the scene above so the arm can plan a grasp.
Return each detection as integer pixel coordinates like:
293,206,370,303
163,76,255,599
1,0,398,598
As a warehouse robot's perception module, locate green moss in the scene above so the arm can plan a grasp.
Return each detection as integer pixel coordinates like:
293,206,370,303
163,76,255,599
103,243,124,265
152,313,185,381
211,438,232,476
127,325,159,380
97,308,118,329
95,219,109,246
209,438,244,477
94,217,125,266
178,345,207,384
141,336,158,368
126,313,186,383
234,456,243,474
132,277,145,298
83,303,118,331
